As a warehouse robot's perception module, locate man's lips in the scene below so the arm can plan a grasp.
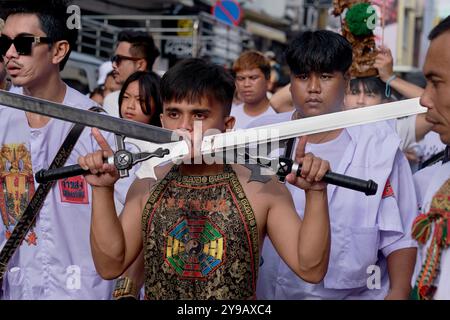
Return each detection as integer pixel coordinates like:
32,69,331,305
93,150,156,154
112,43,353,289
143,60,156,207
6,66,20,75
305,97,322,103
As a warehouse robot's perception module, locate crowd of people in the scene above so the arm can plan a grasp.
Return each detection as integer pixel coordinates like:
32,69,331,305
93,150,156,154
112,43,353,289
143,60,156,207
0,0,449,300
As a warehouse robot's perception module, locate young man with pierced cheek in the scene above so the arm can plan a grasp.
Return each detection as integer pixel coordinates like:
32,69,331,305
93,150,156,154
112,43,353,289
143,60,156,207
79,58,333,300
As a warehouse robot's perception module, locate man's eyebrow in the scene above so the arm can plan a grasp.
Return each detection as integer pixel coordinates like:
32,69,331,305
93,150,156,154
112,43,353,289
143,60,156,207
164,106,182,112
191,109,211,113
424,71,442,79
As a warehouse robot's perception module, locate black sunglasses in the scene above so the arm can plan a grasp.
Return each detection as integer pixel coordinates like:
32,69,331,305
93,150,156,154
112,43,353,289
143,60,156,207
111,54,143,65
0,35,53,56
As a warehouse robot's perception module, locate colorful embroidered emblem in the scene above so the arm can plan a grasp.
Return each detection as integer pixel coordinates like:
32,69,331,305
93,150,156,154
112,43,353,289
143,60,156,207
165,215,225,279
59,176,89,204
382,178,394,199
0,143,37,245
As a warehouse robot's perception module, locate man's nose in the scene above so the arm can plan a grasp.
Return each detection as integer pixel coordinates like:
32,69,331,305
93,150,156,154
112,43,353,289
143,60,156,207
307,76,321,93
178,116,193,132
420,86,433,110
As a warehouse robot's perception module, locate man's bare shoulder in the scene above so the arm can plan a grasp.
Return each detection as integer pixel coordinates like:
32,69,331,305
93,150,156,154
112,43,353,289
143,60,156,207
128,163,174,204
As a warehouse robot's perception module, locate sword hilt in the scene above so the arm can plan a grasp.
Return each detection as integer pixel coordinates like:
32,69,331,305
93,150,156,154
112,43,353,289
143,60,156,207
276,157,378,196
35,148,170,184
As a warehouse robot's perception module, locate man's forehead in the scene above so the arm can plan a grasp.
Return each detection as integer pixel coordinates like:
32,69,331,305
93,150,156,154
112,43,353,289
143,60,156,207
115,42,132,55
236,68,263,76
424,36,450,77
164,100,207,109
3,14,43,36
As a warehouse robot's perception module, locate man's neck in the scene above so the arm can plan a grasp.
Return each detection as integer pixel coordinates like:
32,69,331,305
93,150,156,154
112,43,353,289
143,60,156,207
24,75,67,129
306,129,343,144
243,97,270,117
179,163,225,176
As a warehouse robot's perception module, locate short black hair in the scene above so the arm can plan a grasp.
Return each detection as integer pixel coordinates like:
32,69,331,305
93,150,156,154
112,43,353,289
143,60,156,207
429,15,450,40
285,30,353,76
119,71,162,127
117,30,160,71
160,58,235,116
4,0,78,71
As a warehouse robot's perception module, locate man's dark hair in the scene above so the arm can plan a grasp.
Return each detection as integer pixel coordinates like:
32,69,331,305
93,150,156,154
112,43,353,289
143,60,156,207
4,0,78,71
160,58,235,116
117,30,160,70
119,71,162,127
429,15,450,40
285,30,353,76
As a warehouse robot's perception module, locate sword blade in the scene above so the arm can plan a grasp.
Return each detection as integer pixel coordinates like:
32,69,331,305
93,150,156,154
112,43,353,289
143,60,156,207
201,98,427,153
0,90,178,144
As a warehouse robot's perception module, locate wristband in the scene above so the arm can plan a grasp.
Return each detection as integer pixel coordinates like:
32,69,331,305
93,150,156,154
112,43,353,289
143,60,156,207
385,74,397,98
112,277,138,300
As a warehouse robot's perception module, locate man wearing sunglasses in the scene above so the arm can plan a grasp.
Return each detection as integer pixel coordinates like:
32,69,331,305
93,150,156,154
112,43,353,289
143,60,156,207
0,20,11,92
0,0,135,300
103,30,160,118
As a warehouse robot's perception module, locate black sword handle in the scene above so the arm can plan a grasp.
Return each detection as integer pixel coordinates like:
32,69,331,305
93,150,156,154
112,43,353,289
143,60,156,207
35,164,89,183
277,158,378,196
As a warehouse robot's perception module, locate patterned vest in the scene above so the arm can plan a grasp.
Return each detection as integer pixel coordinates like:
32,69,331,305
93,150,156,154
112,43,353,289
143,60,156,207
411,178,450,299
142,165,259,299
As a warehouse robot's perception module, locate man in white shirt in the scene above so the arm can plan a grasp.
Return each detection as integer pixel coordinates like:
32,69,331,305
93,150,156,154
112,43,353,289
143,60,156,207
102,30,159,118
231,50,276,129
253,30,418,300
410,15,450,300
0,0,135,299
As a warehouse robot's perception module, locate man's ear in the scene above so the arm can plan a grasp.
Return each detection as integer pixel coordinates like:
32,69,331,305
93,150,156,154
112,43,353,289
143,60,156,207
136,58,148,72
224,115,236,131
52,40,70,66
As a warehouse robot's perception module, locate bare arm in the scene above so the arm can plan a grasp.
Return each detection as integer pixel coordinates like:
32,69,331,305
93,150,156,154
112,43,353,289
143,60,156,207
79,128,147,279
269,84,295,113
385,247,417,300
266,137,330,283
374,46,424,99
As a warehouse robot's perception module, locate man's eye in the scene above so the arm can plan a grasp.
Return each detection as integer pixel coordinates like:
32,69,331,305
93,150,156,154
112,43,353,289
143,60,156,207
297,74,308,80
168,112,179,118
194,113,206,120
321,74,332,80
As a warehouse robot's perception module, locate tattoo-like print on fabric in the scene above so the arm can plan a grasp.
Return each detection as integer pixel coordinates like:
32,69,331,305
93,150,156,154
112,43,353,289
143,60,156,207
0,143,37,245
142,165,259,299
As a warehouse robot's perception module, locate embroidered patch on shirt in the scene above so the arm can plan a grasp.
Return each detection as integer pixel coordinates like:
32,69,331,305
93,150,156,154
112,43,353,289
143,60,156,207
59,176,89,204
382,179,395,199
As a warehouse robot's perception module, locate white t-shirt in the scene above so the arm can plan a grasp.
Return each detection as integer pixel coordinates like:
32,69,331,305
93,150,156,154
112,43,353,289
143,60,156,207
102,90,120,118
247,113,418,300
395,115,417,151
231,103,276,129
417,131,446,162
0,85,136,299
